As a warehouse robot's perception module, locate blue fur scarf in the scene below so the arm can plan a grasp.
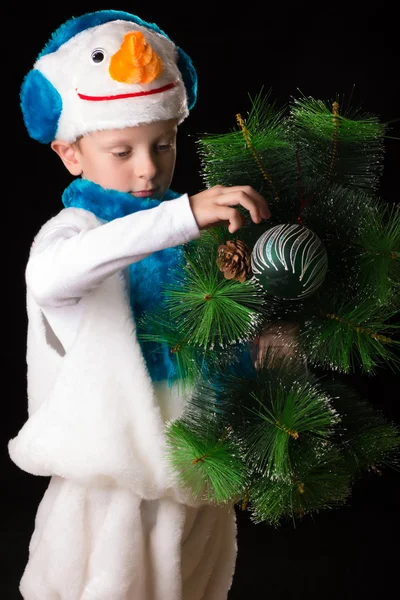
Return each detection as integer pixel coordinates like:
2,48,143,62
62,178,184,384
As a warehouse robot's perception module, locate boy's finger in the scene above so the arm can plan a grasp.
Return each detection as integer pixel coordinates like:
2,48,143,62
215,206,245,233
219,186,271,219
218,189,270,222
217,192,262,224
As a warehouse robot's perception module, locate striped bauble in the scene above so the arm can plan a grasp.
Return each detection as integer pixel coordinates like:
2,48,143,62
250,223,328,299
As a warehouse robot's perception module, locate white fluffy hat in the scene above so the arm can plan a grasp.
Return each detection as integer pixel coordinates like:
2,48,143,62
20,10,198,143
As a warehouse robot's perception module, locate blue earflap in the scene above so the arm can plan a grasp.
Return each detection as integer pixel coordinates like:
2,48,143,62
177,47,198,111
20,69,62,144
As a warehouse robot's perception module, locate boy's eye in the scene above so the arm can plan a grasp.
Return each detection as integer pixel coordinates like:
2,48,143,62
113,151,130,158
157,142,173,151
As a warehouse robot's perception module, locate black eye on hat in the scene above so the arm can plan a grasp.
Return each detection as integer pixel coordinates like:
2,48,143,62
91,49,105,64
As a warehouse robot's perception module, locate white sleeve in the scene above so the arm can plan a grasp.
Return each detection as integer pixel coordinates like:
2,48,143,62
26,194,200,307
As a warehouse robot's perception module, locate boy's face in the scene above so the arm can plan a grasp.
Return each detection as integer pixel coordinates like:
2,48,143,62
65,119,178,200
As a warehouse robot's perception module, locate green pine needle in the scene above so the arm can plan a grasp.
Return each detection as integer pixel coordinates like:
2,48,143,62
138,310,212,390
166,420,248,504
163,246,265,349
356,201,400,305
323,380,400,475
301,185,399,305
302,298,400,374
288,94,386,194
290,94,385,143
196,88,295,205
237,359,340,478
163,357,399,525
248,443,351,526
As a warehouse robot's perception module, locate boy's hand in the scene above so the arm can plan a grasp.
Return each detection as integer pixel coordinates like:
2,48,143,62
189,185,271,233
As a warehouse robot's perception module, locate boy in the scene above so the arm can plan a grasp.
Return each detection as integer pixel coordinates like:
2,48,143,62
9,10,271,600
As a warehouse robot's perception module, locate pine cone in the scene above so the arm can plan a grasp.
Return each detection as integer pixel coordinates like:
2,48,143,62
216,239,252,283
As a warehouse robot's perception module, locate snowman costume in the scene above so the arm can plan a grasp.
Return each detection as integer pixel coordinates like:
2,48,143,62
9,11,237,600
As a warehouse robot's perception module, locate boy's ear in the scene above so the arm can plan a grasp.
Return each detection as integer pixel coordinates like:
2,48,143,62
51,140,82,176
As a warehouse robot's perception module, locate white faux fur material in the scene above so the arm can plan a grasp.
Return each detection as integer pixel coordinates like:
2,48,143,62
35,20,189,142
19,477,237,600
9,203,201,499
9,205,237,598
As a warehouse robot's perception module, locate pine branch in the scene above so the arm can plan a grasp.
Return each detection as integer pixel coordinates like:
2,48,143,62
138,310,211,391
356,201,400,305
321,380,400,476
166,420,248,503
302,185,400,305
301,298,400,374
165,353,400,525
196,89,297,216
248,442,351,526
233,357,340,479
287,93,387,196
162,243,266,349
169,88,400,526
165,382,249,503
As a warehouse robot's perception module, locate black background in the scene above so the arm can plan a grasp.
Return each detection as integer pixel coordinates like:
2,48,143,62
3,3,400,599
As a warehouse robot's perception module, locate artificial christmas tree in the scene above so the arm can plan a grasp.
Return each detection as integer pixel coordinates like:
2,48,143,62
139,90,400,526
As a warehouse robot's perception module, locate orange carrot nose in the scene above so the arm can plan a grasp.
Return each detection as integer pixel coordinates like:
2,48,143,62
109,31,163,84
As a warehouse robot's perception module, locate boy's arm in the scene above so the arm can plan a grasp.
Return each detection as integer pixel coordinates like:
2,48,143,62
26,194,199,307
26,184,270,308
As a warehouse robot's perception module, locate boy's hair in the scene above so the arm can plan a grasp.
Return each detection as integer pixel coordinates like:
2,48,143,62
20,10,198,144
